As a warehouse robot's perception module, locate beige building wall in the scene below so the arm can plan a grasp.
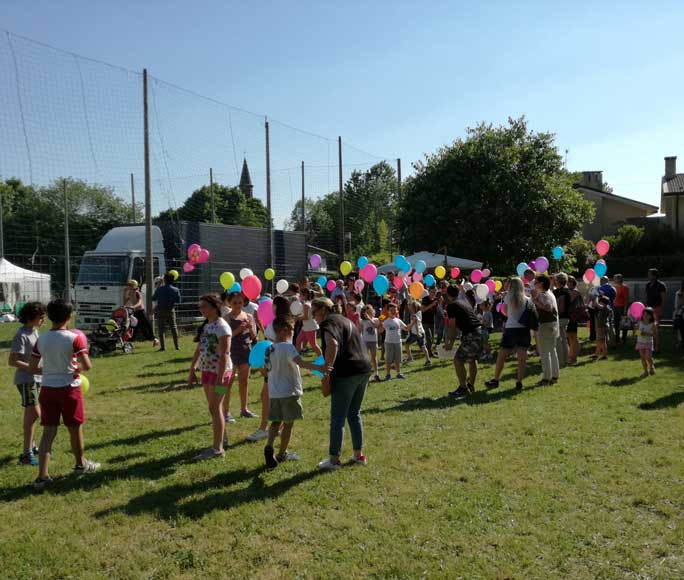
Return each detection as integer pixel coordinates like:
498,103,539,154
661,194,684,234
581,190,655,240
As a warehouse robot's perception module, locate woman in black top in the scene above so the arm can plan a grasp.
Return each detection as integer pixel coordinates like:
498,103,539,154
311,297,372,471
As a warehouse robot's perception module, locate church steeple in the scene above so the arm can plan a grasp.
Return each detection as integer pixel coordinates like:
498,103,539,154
239,158,253,199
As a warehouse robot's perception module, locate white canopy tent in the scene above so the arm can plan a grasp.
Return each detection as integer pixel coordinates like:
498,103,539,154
0,258,52,309
377,251,483,274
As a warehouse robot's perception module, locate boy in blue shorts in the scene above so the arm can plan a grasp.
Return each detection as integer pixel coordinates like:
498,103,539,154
9,302,46,465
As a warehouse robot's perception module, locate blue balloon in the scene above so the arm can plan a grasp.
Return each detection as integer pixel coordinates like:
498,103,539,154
415,260,427,274
402,259,412,272
357,256,369,269
394,255,406,269
248,340,273,369
516,262,528,277
594,262,607,277
424,274,436,287
552,246,564,260
312,354,325,377
317,276,327,287
373,274,389,295
228,282,241,293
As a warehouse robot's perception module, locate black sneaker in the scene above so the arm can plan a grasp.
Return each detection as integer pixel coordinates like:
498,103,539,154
515,381,524,391
448,387,469,398
466,382,475,394
34,477,53,491
264,445,278,469
484,379,499,390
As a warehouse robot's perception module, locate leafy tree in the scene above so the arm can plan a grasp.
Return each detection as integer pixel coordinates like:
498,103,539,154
397,117,595,273
562,237,595,275
157,184,269,228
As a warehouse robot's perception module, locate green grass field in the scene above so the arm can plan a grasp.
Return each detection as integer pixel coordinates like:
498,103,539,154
0,322,682,579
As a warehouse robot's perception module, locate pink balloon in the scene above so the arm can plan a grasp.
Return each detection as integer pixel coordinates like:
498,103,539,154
471,269,482,283
413,272,423,282
361,264,378,283
485,279,496,294
584,268,596,282
197,248,210,264
354,279,365,293
242,275,262,301
393,275,404,290
183,262,194,273
482,268,491,278
596,239,610,257
528,261,536,271
326,280,337,292
187,243,200,259
629,301,645,319
450,267,460,279
257,299,275,327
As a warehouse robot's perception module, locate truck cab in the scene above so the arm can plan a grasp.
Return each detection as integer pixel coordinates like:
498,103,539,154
75,226,165,329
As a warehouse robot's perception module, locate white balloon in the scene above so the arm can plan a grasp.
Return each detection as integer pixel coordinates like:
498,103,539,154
239,268,253,280
276,279,289,294
290,300,303,316
475,284,489,301
463,282,473,291
591,276,601,287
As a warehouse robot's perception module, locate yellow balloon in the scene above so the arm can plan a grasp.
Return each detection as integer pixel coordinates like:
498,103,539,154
168,269,179,281
80,374,90,395
340,261,352,276
435,266,446,279
409,282,425,300
494,280,502,292
264,268,275,281
220,272,235,290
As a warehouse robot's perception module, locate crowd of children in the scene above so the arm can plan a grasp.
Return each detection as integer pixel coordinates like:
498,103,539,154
9,268,672,488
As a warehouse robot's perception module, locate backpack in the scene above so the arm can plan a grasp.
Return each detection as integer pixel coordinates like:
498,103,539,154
518,299,540,331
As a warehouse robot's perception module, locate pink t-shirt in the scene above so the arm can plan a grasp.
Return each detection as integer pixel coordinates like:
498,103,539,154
32,329,88,388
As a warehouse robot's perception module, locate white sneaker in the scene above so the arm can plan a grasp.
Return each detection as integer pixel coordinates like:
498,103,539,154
277,452,300,462
224,413,236,424
349,454,368,466
318,458,341,471
74,459,100,475
246,428,269,442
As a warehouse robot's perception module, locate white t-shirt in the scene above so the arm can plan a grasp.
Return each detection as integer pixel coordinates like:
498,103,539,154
302,301,319,332
504,295,531,330
199,318,233,373
410,310,424,336
32,329,88,388
383,317,407,344
264,322,277,342
243,301,258,318
360,318,379,343
264,342,302,398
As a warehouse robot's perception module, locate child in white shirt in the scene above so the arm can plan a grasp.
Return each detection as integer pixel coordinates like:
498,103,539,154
381,303,407,380
360,304,381,382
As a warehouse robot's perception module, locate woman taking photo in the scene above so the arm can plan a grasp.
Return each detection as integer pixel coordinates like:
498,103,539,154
532,274,560,385
566,276,584,365
124,279,158,347
311,297,372,470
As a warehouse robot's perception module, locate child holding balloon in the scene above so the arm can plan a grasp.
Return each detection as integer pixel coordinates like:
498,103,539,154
636,308,657,377
263,316,327,468
405,300,432,366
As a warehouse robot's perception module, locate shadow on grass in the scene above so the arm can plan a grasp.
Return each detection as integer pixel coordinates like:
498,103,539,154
88,424,205,451
95,465,325,520
605,375,645,387
363,385,523,415
639,390,684,411
0,448,199,503
137,370,188,379
142,356,192,367
113,381,198,394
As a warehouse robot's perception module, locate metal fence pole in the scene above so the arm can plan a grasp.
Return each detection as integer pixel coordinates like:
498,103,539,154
143,68,154,316
63,179,71,302
130,173,136,223
265,119,273,292
210,167,216,224
338,136,344,261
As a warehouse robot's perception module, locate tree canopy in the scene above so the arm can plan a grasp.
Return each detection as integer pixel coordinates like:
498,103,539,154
396,117,595,272
157,184,269,228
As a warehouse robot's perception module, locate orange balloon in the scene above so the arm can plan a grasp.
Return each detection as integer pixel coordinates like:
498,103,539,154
409,282,425,300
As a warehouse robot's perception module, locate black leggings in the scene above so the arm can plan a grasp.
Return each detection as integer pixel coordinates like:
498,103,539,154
134,309,156,341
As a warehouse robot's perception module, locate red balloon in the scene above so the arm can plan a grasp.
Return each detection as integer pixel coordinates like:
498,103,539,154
450,267,460,279
242,275,262,301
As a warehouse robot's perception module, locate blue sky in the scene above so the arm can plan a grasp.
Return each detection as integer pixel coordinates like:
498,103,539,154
1,0,683,221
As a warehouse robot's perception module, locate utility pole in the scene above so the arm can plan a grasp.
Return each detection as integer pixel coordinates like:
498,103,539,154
210,167,216,224
265,119,273,290
63,179,71,302
338,136,344,261
143,68,153,315
0,187,4,259
301,160,306,276
130,173,136,223
396,158,402,255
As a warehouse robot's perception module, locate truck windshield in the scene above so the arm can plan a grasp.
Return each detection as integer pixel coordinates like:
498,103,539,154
76,256,130,285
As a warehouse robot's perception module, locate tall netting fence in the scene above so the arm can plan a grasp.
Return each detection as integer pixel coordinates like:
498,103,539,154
0,29,399,321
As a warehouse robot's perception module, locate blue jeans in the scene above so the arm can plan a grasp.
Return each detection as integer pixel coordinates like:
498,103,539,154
329,373,370,457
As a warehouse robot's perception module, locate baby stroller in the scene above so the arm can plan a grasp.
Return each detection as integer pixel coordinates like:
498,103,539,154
88,307,136,357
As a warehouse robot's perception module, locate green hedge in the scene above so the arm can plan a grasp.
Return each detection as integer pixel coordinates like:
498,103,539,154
607,254,684,278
